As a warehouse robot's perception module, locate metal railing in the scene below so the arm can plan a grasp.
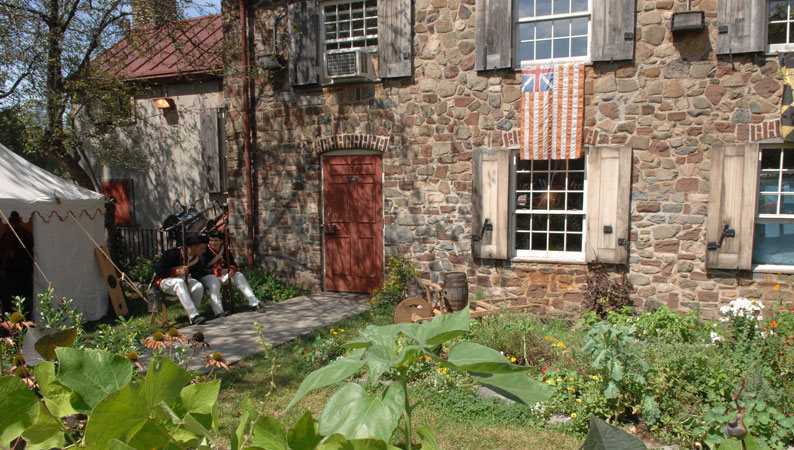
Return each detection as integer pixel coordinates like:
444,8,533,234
116,227,162,267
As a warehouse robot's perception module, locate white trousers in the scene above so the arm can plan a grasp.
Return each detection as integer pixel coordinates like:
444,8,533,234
200,272,259,312
159,277,204,319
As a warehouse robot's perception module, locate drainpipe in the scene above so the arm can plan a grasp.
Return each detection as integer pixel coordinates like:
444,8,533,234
238,0,254,266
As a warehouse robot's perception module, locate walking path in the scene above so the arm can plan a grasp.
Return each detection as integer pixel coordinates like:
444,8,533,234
178,292,369,369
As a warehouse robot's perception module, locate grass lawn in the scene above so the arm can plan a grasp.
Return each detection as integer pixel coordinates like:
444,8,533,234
211,308,583,450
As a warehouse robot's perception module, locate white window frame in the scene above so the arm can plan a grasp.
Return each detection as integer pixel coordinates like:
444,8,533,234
768,0,794,53
509,151,587,263
319,0,378,55
753,144,794,271
513,0,592,67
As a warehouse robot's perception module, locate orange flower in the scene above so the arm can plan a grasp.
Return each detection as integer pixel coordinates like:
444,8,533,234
771,321,778,329
205,352,230,371
773,284,780,291
144,331,167,350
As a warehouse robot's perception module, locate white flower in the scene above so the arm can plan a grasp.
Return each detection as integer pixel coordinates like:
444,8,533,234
710,331,723,343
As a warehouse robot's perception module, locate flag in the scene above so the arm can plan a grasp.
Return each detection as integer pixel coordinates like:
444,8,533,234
520,63,584,160
780,52,794,142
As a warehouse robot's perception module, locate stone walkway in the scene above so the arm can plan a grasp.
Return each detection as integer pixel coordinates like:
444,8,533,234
176,292,369,369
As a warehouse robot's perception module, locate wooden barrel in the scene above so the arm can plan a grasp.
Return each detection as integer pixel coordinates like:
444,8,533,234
442,272,468,312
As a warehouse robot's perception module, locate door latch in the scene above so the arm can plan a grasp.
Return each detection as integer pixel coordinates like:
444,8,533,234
707,223,735,250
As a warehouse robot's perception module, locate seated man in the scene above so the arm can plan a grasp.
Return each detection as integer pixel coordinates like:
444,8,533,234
198,229,266,314
154,234,220,325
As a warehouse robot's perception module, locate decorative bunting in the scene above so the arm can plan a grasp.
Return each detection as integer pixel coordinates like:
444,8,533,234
520,63,585,160
780,52,794,142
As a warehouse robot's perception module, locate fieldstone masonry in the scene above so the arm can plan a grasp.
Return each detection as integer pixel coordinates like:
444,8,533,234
222,0,794,319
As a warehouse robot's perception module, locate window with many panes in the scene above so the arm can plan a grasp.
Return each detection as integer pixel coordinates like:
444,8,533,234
769,1,794,50
514,156,586,260
515,0,590,65
321,0,378,53
753,146,794,266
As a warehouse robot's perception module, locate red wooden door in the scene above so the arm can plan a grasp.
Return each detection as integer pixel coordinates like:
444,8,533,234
323,154,383,293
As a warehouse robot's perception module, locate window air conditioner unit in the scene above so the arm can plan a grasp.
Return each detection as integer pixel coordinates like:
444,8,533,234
324,49,373,80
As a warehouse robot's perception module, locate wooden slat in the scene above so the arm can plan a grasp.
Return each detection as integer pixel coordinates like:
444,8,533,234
200,109,220,192
717,0,766,55
474,0,512,70
706,144,759,270
586,146,632,264
473,148,510,259
288,0,318,86
590,0,635,62
94,246,129,317
378,0,412,78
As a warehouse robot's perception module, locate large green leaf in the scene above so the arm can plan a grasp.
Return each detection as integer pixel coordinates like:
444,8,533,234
363,345,396,384
717,435,770,450
345,324,405,349
580,416,647,450
447,342,527,374
0,376,40,444
318,434,401,450
286,350,366,411
250,415,288,450
145,356,192,408
21,404,64,450
233,397,255,450
124,419,172,449
393,345,423,368
416,425,440,450
34,361,77,417
288,409,324,450
56,347,133,413
83,381,150,449
319,382,405,442
181,379,221,415
34,327,78,361
404,306,469,346
108,440,138,450
472,372,556,406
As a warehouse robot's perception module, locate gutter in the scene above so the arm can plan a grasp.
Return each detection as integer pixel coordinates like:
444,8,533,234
238,0,255,266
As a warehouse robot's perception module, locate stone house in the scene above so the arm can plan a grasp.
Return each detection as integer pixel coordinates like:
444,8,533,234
220,0,794,318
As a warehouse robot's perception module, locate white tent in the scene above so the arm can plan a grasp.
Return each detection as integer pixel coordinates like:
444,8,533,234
0,143,108,321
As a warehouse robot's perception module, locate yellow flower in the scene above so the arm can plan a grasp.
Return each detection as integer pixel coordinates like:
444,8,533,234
510,356,517,363
332,331,338,335
571,413,577,418
339,328,345,332
592,375,599,381
569,377,574,381
576,399,582,403
556,342,567,349
556,377,563,382
544,336,549,340
567,386,573,391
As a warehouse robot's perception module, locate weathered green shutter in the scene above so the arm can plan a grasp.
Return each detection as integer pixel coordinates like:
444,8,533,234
706,144,759,270
475,0,512,70
473,148,510,259
289,0,318,86
717,0,766,54
378,0,412,78
590,0,635,62
586,146,632,264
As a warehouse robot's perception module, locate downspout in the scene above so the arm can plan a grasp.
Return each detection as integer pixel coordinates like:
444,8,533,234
238,0,255,266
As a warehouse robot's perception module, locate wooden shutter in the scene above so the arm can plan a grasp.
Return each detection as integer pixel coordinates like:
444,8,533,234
473,149,510,259
289,0,318,86
706,144,759,270
200,108,221,193
590,0,635,62
475,0,512,70
378,0,412,78
717,0,766,55
586,146,632,264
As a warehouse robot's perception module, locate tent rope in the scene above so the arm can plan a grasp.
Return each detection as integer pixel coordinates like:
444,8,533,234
0,207,59,304
60,206,149,304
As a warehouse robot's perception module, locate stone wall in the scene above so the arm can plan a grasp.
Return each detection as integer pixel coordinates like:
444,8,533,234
222,0,794,318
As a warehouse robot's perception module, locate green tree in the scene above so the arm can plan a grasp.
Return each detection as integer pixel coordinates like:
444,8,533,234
0,0,217,190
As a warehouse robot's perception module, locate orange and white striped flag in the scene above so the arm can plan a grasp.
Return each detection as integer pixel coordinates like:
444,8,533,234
520,63,585,160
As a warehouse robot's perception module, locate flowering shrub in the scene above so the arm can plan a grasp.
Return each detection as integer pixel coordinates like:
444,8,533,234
369,255,418,312
294,327,349,368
